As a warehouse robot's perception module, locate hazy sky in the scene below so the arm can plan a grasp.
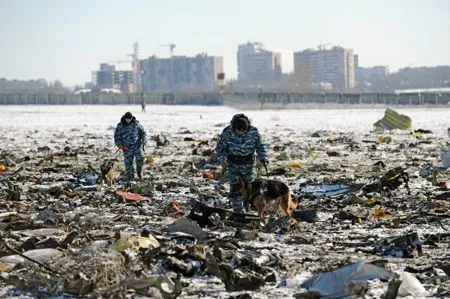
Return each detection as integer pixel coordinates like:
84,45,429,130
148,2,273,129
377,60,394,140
1,0,449,86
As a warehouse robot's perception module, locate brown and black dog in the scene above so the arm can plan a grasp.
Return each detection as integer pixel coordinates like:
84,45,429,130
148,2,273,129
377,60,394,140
235,177,297,220
100,159,117,186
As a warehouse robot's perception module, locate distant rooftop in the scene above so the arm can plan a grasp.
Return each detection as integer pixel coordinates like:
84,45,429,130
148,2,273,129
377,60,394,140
295,46,347,54
395,88,450,94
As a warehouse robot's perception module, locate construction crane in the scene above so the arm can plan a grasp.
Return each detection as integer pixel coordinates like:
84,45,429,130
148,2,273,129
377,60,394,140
318,42,331,51
106,43,139,70
254,41,265,50
126,42,140,92
127,43,139,71
161,44,176,57
107,60,132,68
127,42,139,62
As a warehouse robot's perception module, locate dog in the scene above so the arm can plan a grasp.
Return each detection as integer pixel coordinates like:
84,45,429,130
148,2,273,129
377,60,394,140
100,159,117,186
235,177,297,220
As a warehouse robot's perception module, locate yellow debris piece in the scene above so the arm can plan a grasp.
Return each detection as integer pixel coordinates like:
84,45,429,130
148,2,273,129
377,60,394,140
0,261,12,272
145,154,154,164
111,235,160,252
370,206,392,219
0,164,6,172
373,108,412,131
364,198,375,206
289,163,302,168
377,135,392,144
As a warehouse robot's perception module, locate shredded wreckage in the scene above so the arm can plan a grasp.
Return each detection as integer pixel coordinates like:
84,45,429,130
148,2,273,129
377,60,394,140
0,109,448,298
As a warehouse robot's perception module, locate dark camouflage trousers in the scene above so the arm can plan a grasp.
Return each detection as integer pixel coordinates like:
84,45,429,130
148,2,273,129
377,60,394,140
123,146,144,181
228,163,254,213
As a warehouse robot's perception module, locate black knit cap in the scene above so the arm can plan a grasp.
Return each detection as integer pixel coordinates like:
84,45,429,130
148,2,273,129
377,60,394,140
234,117,248,131
124,112,133,119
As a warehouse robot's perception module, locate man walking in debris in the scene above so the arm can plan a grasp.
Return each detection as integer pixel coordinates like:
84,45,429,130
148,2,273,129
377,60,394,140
215,114,269,213
114,112,147,181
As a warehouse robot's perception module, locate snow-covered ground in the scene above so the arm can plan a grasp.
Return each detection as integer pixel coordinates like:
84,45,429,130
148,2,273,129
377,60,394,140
1,104,449,136
0,105,448,298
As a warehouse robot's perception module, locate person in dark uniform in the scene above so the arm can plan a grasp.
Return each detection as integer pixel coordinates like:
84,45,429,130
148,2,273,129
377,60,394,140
114,112,147,181
215,114,269,213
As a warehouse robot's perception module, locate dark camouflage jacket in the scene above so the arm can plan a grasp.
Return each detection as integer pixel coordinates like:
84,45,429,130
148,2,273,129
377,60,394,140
215,115,268,165
114,116,147,148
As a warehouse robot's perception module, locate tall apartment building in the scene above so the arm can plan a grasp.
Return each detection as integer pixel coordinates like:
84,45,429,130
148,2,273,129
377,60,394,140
237,42,257,81
237,42,282,85
92,63,136,92
293,46,355,91
140,54,223,92
354,54,359,86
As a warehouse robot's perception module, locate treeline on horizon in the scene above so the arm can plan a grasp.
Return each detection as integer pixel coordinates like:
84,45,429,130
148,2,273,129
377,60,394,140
362,65,450,92
0,78,71,93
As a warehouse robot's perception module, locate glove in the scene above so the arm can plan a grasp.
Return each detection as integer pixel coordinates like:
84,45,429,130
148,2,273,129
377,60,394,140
119,146,128,152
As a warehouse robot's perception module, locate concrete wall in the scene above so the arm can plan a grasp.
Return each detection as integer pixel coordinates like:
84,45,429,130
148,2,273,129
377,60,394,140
250,92,450,106
1,92,449,106
0,92,224,106
0,93,83,105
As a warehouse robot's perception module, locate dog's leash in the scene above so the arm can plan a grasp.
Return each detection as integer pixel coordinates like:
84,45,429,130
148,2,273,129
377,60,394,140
113,143,146,155
263,162,269,177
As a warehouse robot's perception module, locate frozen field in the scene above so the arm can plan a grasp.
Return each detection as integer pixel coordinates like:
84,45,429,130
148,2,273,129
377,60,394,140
0,105,448,298
1,105,449,137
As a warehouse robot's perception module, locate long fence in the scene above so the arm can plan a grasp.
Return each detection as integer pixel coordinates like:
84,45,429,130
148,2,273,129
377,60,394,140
0,92,449,107
229,92,450,107
0,92,223,105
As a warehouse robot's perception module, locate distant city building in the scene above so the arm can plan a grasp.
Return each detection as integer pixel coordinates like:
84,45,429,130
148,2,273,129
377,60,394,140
358,66,390,82
356,65,390,91
237,42,256,81
92,63,136,93
354,54,359,86
237,42,282,85
293,46,355,91
100,63,115,72
140,54,223,92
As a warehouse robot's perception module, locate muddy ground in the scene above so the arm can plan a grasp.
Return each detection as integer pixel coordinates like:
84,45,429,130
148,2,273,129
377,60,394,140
0,106,448,298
